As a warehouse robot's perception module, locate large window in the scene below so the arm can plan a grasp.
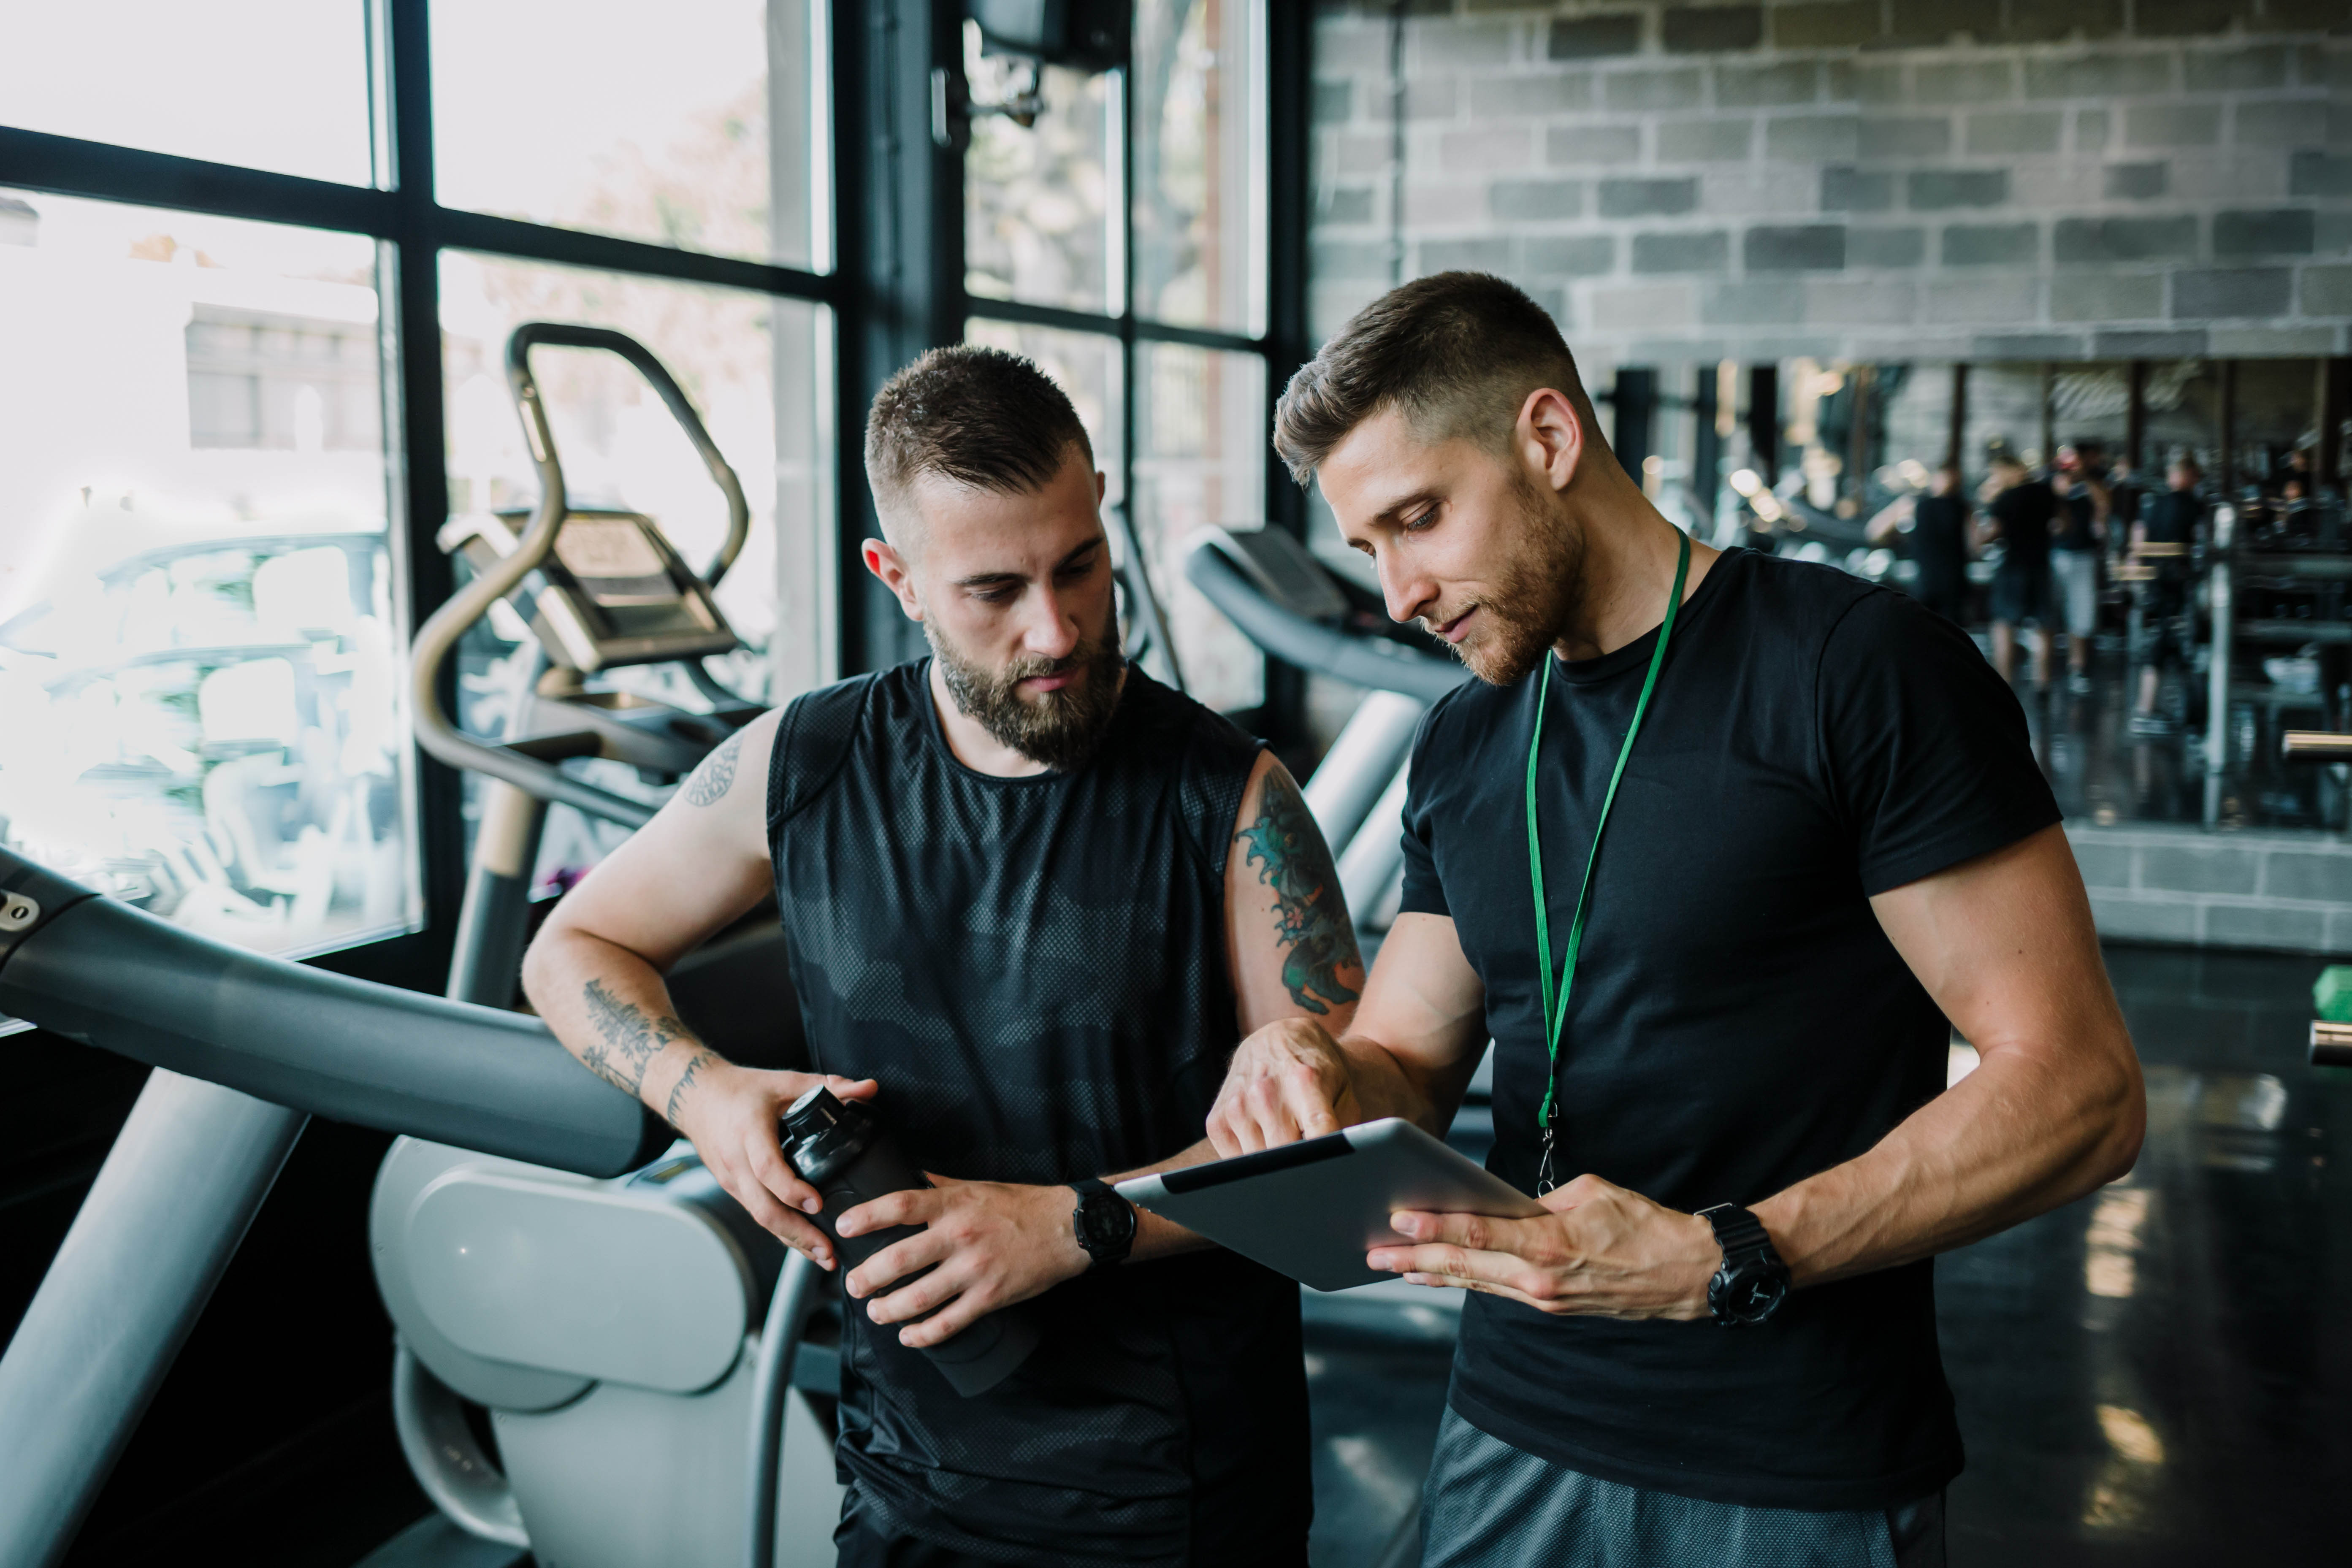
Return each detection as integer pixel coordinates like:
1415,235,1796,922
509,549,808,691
962,0,1273,715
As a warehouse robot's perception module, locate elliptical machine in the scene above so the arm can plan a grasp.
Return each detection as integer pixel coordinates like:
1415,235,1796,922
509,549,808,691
374,325,837,1568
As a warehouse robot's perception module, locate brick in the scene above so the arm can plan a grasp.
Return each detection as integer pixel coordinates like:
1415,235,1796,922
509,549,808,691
2204,902,2330,952
1772,2,1882,49
1913,60,2015,104
2135,0,2237,37
1441,125,1534,171
1603,68,1705,111
2234,100,2328,147
2213,325,2344,353
2071,840,2136,889
1891,0,1999,45
2301,265,2352,315
2320,213,2352,254
2024,55,2174,100
1321,187,1375,224
1412,20,1510,67
1599,176,1700,217
1973,332,2084,357
1417,237,1512,274
1491,178,1585,220
1311,21,1386,75
2269,0,2352,29
2094,328,2208,355
1333,132,1387,176
1908,169,2009,208
1312,81,1352,124
1822,166,1895,211
1767,114,1859,161
1967,111,2062,155
1746,224,1846,270
2262,847,2352,903
2172,268,2295,317
2054,216,2199,263
1548,124,1644,165
1700,278,1805,325
1632,230,1732,273
1664,6,1763,51
1701,163,1817,215
1804,277,1918,323
2087,892,2198,944
1523,235,1617,276
1403,183,1484,225
1927,275,2038,322
2052,272,2166,320
1943,223,2039,266
1715,62,1818,107
2127,103,2222,147
1849,226,1926,266
1657,119,1754,161
2293,43,2328,87
1588,283,1698,330
2184,47,2290,92
2077,108,2112,152
2328,46,2352,93
2104,161,2169,199
1313,239,1392,279
1469,73,1598,117
1862,117,1954,158
1550,14,1644,60
1832,62,1907,103
2000,0,2124,41
2214,209,2316,257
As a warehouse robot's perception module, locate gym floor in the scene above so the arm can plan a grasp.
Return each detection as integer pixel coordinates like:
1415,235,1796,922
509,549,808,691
1306,941,2352,1568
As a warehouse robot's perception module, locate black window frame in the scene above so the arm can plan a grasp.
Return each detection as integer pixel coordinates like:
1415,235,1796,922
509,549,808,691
0,0,1310,988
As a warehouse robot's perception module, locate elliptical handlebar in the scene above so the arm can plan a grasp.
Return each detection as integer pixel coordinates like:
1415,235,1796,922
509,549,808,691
0,849,666,1177
409,323,753,829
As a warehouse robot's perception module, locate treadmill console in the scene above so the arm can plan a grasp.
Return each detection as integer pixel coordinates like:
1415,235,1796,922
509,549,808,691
441,509,740,673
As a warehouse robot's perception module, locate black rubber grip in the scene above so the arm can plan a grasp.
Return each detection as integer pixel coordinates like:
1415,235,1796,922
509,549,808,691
1160,1132,1353,1193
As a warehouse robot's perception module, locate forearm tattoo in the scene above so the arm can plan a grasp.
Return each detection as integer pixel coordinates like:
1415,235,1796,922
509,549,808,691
681,727,747,807
580,978,691,1099
1236,770,1365,1016
664,1047,719,1127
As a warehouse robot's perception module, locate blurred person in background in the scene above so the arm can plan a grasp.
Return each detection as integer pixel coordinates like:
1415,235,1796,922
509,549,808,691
1977,446,2057,690
2048,448,2105,697
1867,463,1973,625
2130,455,2204,735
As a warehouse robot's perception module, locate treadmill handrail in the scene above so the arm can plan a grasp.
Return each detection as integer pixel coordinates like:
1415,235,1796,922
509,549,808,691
410,322,754,829
1181,531,1469,704
0,850,665,1177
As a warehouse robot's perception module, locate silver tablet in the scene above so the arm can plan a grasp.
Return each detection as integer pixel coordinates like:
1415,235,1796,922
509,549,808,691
1116,1118,1546,1292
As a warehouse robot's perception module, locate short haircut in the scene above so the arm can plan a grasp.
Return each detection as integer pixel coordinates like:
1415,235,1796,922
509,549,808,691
1273,271,1592,485
865,346,1094,525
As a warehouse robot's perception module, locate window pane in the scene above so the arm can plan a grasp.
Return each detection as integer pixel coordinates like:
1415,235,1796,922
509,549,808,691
0,2,374,185
964,27,1116,314
0,191,417,956
1135,342,1265,712
1134,0,1264,334
431,0,825,268
442,253,827,886
962,320,1125,507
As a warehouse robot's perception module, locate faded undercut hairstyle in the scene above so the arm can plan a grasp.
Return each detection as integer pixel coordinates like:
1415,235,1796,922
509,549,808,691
864,346,1095,534
1273,271,1598,485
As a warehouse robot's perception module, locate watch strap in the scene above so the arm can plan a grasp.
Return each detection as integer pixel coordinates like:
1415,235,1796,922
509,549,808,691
1696,1202,1775,1264
1070,1178,1135,1270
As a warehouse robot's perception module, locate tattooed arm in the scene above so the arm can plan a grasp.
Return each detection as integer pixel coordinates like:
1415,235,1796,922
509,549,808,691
522,707,875,1267
1224,750,1367,1035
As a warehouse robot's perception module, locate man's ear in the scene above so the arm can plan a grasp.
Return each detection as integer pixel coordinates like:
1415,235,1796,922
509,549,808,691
1517,386,1588,495
861,538,924,623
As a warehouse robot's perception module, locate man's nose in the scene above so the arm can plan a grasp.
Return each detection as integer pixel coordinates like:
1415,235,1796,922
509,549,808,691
1378,551,1437,626
1022,585,1082,659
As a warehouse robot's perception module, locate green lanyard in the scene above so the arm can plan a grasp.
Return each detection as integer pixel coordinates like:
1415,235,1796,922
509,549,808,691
1525,528,1689,1192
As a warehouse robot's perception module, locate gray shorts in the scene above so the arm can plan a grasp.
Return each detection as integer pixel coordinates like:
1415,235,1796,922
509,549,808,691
1418,1408,1945,1568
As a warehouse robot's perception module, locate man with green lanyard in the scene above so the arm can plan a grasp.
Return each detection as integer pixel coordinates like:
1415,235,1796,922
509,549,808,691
1208,273,2145,1567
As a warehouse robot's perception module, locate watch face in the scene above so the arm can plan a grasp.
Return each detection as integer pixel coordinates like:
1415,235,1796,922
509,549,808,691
1721,1267,1788,1323
1082,1190,1136,1249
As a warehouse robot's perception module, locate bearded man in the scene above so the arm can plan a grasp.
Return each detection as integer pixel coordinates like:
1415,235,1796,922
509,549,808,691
1206,274,2144,1568
523,346,1358,1567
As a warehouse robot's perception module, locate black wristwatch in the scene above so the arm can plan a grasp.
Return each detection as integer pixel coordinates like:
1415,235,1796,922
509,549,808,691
1695,1203,1789,1327
1070,1178,1138,1271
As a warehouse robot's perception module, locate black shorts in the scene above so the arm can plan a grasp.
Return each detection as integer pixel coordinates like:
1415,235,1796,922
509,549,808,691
1989,561,2053,626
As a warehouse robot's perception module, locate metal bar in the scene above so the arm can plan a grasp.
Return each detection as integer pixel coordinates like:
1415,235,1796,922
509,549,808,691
435,207,835,301
2312,1019,2352,1068
1947,362,1968,470
0,1072,307,1568
0,125,395,234
2219,359,2238,494
2205,504,2237,827
742,1251,821,1568
1748,364,1780,487
1261,0,1315,745
2283,731,2352,760
2126,360,2148,474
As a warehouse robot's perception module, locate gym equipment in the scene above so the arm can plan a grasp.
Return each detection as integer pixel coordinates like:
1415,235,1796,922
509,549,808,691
780,1087,1041,1396
381,324,840,1567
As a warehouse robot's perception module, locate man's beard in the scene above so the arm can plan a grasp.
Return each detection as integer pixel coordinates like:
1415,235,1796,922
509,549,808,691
1433,472,1583,687
927,613,1127,771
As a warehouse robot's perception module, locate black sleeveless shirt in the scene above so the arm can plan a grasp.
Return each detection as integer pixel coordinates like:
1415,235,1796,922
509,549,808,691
765,660,1309,1567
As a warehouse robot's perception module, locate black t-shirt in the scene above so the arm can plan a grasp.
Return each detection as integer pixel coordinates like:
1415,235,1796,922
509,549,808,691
1987,480,2055,567
1907,495,1968,597
2052,487,2099,552
2142,488,2202,545
1398,549,2059,1512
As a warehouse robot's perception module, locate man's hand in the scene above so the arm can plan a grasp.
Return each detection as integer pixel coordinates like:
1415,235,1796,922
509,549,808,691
669,1061,878,1268
1370,1172,1719,1322
1206,1016,1365,1156
837,1177,1090,1348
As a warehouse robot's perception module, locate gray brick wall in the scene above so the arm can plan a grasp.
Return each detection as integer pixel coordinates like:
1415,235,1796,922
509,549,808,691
1308,1,2352,366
